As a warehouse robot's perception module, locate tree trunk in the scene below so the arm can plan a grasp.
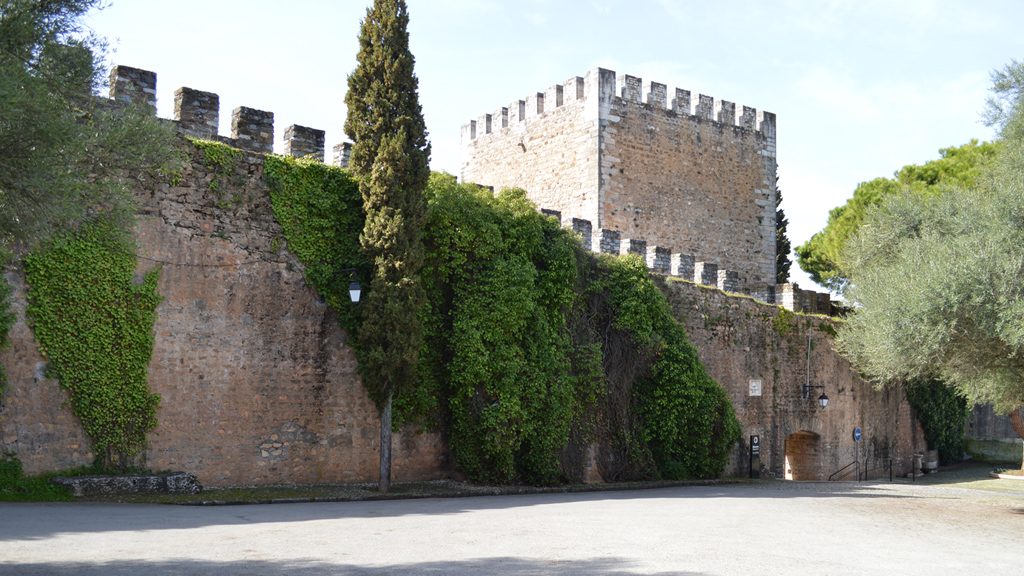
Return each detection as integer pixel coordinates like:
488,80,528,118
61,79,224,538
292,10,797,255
379,391,393,492
1010,407,1024,471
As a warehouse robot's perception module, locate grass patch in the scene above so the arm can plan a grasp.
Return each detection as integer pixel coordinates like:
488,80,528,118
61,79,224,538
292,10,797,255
0,456,73,502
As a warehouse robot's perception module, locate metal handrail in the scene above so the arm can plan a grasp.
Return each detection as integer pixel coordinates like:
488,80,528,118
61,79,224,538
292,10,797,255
860,458,894,482
828,460,861,481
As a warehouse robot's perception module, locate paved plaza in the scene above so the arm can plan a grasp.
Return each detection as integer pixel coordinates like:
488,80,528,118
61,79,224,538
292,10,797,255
1,471,1022,575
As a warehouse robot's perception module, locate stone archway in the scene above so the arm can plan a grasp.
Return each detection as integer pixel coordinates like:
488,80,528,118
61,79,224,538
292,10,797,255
784,430,821,480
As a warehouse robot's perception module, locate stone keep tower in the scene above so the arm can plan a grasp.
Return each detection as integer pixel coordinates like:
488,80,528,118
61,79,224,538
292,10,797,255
461,68,777,291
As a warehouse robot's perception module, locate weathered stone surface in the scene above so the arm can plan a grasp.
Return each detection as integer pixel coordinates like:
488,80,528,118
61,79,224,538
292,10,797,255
655,279,922,480
0,64,910,488
1,143,447,488
462,67,777,292
109,65,157,109
283,124,325,161
646,246,671,274
174,87,219,138
53,472,201,496
231,106,274,153
594,229,620,254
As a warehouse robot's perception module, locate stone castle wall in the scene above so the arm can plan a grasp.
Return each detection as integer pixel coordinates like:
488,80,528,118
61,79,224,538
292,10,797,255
460,74,600,223
462,68,777,291
658,279,920,479
0,67,445,487
0,65,914,486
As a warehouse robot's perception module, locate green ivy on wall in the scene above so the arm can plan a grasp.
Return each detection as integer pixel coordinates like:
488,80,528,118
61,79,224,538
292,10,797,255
263,160,742,485
24,220,161,471
0,258,15,396
906,379,967,464
591,256,742,480
264,153,367,334
421,175,584,484
189,138,248,208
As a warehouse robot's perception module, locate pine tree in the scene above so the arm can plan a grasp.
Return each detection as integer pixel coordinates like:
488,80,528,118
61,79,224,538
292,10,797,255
344,0,430,492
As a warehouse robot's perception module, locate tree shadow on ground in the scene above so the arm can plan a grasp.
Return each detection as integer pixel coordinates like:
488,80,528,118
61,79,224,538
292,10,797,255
0,481,934,542
0,556,704,576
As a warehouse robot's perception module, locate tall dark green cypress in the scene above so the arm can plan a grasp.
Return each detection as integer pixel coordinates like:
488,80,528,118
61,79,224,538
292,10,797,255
344,0,430,492
775,172,792,284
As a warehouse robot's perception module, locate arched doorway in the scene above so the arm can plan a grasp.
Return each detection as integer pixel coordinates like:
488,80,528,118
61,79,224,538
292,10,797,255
784,430,821,480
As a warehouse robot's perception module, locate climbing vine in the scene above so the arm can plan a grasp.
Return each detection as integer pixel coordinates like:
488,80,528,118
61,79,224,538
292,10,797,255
591,256,741,480
263,163,741,485
906,379,967,464
264,154,367,333
0,257,15,396
189,138,248,208
24,220,161,471
421,175,584,484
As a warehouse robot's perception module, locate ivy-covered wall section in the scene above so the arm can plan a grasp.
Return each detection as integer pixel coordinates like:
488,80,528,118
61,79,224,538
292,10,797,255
2,138,919,486
266,165,742,485
24,220,161,471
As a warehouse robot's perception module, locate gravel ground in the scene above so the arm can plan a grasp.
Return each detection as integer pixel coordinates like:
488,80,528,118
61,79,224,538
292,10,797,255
0,463,1021,575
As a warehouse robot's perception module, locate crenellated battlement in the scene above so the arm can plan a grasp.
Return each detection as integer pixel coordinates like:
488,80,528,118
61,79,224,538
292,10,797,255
461,66,780,292
462,67,776,143
108,65,350,165
538,209,837,316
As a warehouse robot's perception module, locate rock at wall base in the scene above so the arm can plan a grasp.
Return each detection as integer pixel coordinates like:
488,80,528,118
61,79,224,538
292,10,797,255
52,471,202,497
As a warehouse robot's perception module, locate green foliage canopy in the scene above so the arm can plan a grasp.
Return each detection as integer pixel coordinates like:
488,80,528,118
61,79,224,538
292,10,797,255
0,0,180,249
775,185,792,284
836,61,1024,416
420,176,584,484
264,153,367,333
795,140,998,292
267,164,741,484
344,0,431,410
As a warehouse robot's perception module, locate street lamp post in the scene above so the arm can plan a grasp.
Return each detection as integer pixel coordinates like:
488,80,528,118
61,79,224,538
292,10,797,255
803,333,829,408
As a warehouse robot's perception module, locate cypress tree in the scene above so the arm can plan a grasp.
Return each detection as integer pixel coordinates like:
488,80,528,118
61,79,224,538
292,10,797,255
344,0,430,492
775,172,792,284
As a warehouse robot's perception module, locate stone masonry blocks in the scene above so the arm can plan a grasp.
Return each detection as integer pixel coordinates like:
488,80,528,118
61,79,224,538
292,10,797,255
621,74,642,103
717,269,740,293
231,107,274,153
717,101,736,125
740,106,757,130
620,238,646,256
646,82,667,108
333,142,352,168
461,67,779,291
595,229,621,254
694,261,718,286
284,125,325,161
646,246,671,274
571,218,593,244
672,88,691,114
174,87,219,138
671,253,695,279
109,65,157,110
696,94,714,120
566,76,585,101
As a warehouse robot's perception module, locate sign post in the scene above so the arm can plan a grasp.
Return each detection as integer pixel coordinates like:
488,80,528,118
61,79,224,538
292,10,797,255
853,427,862,481
749,434,761,479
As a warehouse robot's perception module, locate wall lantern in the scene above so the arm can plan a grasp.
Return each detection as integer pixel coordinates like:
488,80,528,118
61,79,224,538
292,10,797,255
325,266,361,304
803,333,829,408
348,279,362,304
802,383,829,408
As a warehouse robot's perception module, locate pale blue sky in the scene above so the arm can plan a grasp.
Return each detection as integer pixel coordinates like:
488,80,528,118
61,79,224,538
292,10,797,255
85,0,1023,290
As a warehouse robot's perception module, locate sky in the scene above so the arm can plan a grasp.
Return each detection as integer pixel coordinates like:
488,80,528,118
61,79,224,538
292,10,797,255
83,0,1024,290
